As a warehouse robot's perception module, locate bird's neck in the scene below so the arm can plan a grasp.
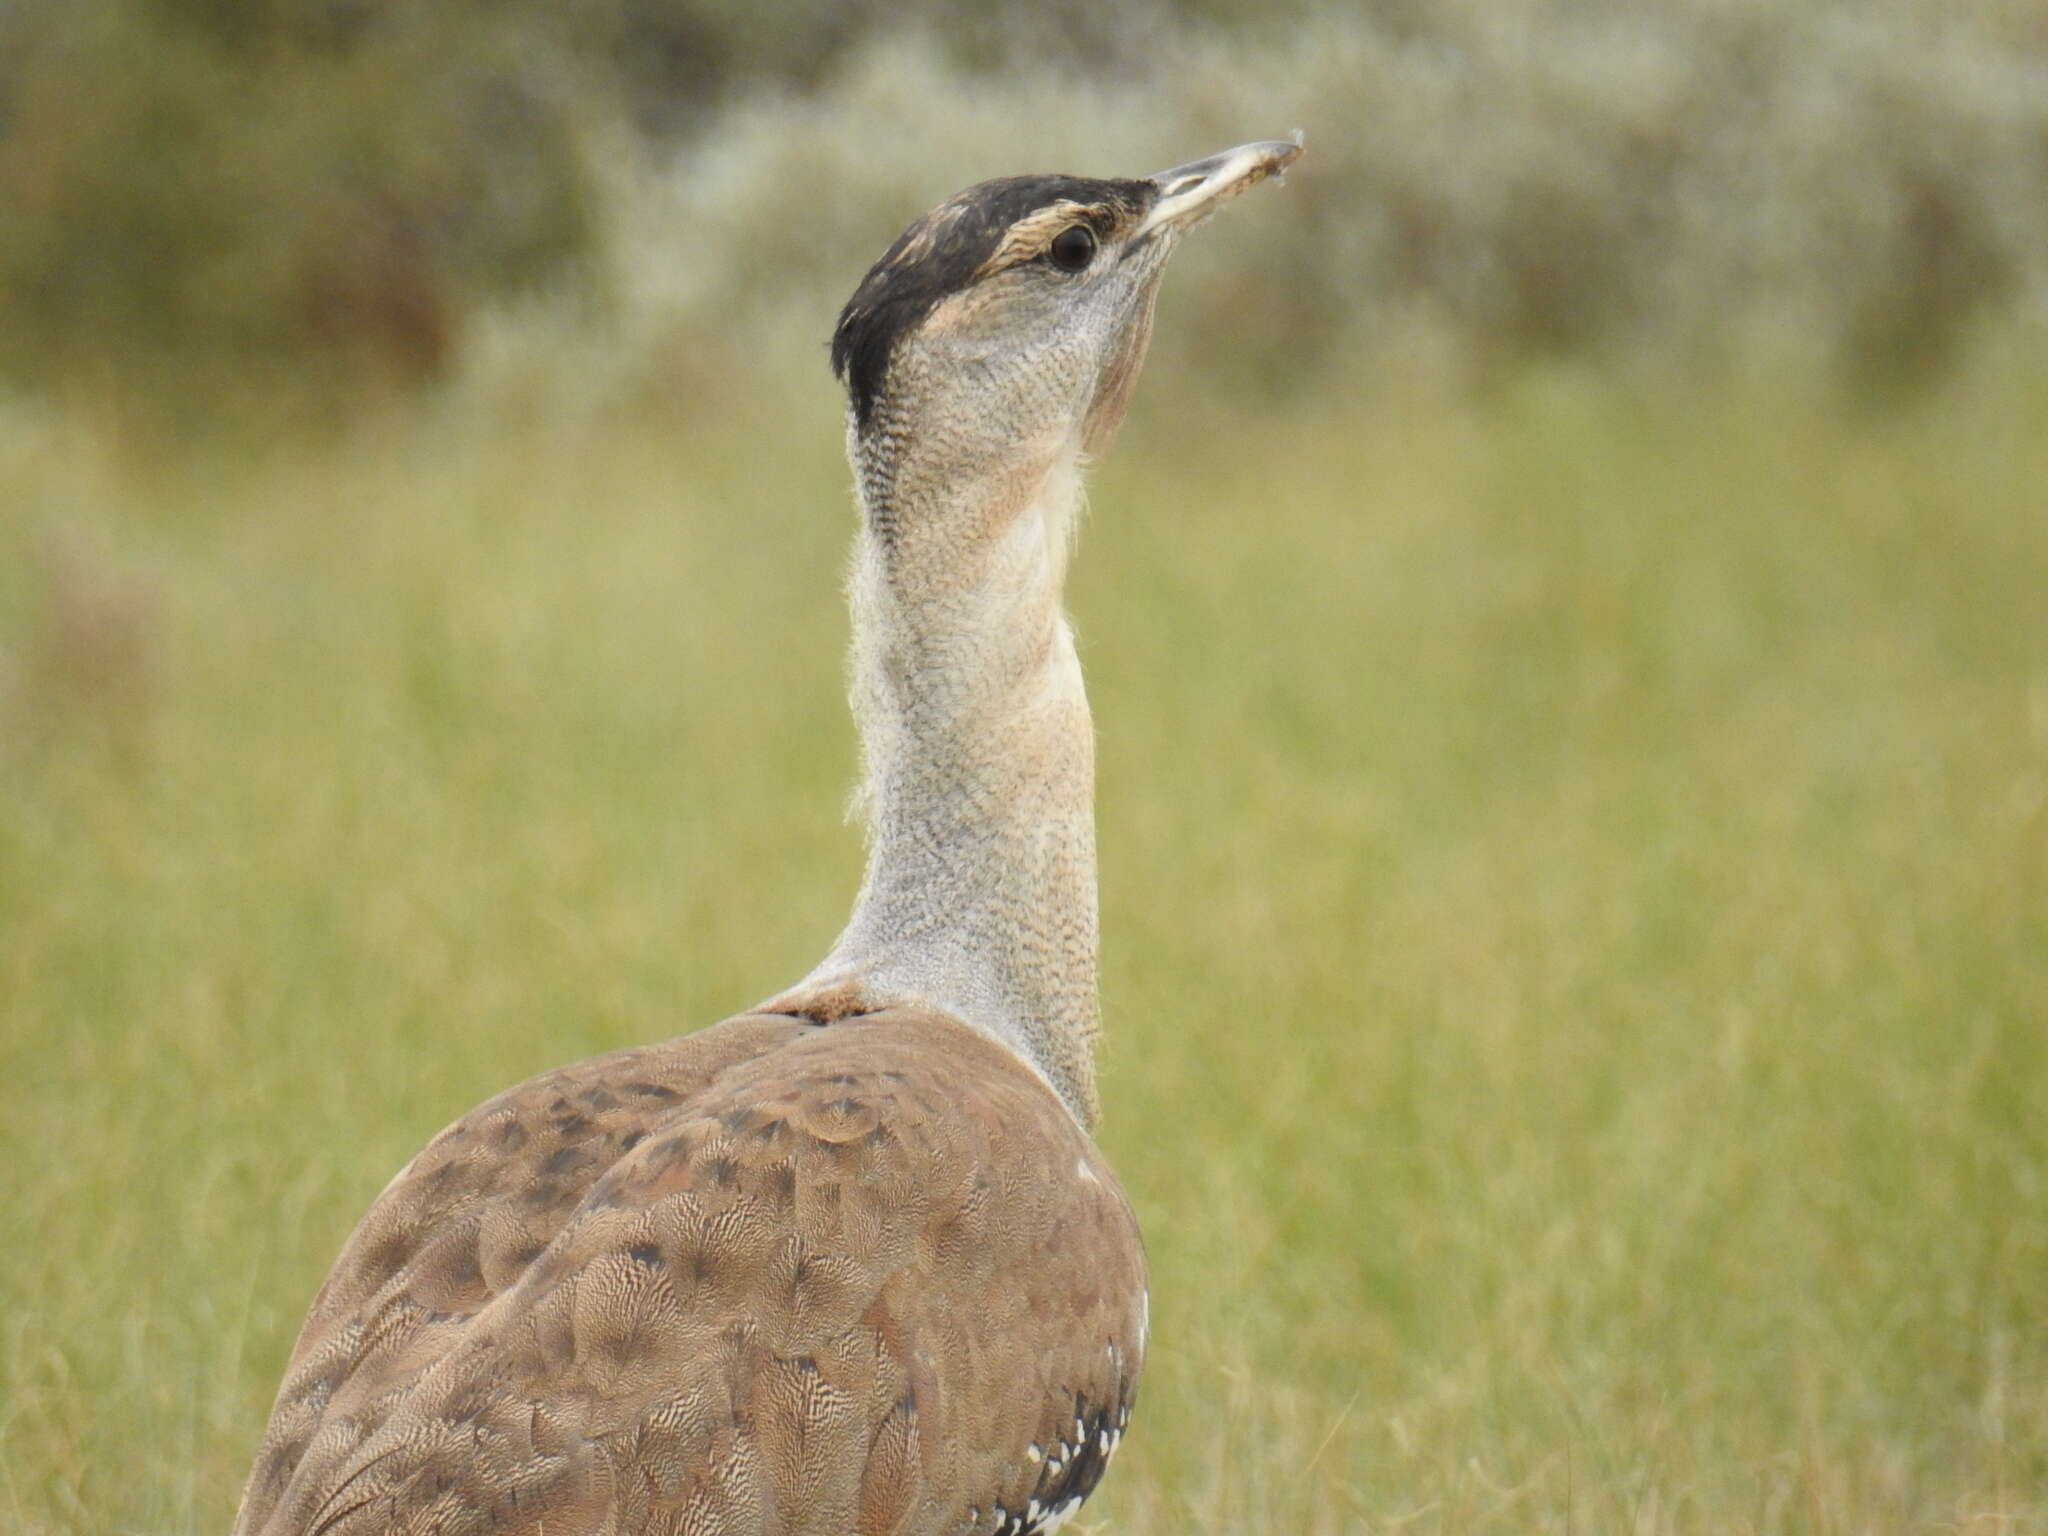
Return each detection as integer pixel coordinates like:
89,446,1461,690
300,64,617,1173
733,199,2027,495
776,431,1101,1125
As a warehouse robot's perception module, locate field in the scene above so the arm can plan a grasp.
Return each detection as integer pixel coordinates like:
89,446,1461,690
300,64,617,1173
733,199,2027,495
2,353,2045,1532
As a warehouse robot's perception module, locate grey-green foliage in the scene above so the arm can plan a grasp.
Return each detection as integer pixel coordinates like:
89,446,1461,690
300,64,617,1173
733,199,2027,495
3,0,2046,405
607,0,2048,400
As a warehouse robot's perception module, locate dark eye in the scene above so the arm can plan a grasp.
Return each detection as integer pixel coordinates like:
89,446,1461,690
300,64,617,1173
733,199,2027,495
1046,223,1097,274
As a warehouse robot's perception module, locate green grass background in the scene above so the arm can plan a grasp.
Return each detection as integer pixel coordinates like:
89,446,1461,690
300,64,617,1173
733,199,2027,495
2,356,2044,1532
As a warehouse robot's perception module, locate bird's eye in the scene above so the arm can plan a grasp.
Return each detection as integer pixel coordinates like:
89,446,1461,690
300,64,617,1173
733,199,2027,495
1046,224,1097,274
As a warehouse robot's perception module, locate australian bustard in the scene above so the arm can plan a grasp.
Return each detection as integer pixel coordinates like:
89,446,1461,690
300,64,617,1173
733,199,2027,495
232,138,1303,1536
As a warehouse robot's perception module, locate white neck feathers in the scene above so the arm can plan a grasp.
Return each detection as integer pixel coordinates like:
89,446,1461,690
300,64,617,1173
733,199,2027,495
788,433,1102,1125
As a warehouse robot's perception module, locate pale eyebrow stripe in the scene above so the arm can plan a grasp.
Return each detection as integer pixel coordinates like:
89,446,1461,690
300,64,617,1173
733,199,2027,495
973,201,1109,279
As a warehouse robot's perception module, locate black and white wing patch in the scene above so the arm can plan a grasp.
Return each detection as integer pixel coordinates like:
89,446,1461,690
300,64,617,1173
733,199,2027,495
965,1391,1133,1535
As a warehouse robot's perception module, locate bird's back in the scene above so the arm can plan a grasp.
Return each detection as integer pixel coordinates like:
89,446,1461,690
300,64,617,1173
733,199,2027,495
233,1006,1145,1536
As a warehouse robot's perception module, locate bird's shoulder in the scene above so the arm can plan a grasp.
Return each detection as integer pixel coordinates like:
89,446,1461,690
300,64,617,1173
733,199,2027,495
236,1006,1145,1536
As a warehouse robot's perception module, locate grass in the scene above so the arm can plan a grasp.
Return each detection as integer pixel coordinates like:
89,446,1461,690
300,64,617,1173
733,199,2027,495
1,354,2043,1533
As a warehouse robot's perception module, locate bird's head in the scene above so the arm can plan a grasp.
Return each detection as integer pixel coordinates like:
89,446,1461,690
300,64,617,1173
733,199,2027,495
831,140,1302,504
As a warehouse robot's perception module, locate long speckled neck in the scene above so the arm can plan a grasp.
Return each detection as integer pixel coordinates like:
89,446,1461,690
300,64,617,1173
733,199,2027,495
782,420,1101,1126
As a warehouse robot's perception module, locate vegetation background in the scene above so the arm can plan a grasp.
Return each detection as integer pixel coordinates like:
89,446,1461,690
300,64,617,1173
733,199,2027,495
2,0,2045,1530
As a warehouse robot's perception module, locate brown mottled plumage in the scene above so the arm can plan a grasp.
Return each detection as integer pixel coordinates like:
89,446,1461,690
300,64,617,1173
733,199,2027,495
233,140,1300,1536
234,1004,1141,1536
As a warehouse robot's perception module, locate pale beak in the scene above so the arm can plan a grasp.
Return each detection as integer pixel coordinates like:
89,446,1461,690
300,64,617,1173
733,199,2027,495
1131,138,1305,241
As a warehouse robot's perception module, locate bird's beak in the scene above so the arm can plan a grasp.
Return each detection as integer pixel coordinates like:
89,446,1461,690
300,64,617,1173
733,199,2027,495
1131,138,1304,242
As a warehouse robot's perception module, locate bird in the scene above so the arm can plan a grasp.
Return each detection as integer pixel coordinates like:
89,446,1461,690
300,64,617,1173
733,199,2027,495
230,137,1303,1536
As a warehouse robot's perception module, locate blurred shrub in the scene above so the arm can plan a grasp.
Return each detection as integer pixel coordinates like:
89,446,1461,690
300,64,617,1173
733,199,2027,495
588,0,1265,137
2,0,2045,412
0,0,601,400
604,0,2048,403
